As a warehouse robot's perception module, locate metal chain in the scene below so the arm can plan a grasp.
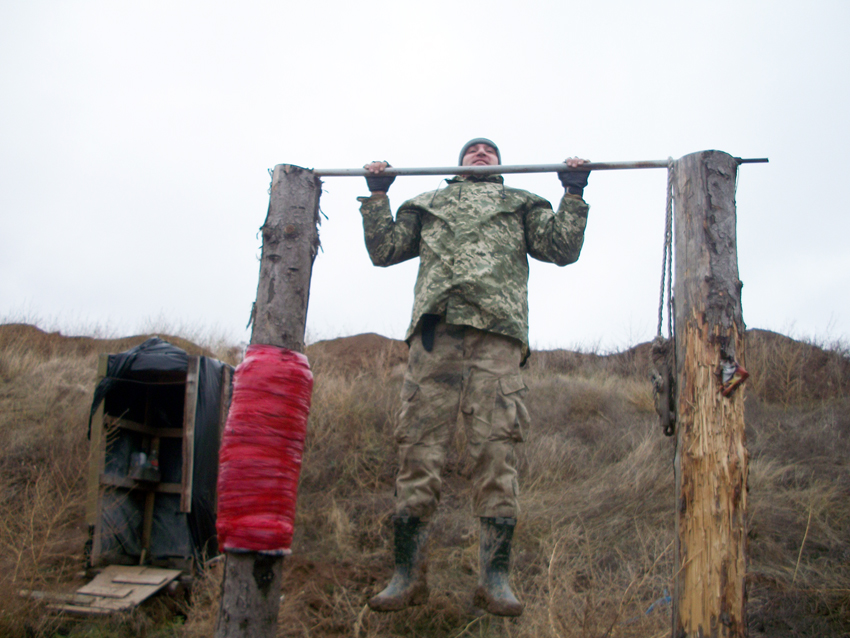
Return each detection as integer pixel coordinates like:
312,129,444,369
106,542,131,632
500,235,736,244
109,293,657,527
656,158,675,339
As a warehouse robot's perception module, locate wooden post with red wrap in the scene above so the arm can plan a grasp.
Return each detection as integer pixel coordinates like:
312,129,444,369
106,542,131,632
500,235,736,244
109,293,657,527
214,165,321,638
672,150,749,637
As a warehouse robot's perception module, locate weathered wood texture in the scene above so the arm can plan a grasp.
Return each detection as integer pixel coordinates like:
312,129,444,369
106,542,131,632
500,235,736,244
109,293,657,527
250,164,322,352
215,553,285,638
672,151,748,637
180,356,200,513
214,165,321,638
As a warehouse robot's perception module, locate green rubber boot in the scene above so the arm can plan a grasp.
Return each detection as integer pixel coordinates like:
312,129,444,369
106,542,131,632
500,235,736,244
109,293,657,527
368,516,429,612
473,517,524,617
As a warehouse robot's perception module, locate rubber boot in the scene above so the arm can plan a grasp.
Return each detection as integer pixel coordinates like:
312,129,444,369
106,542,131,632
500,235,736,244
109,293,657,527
368,516,429,612
473,517,524,617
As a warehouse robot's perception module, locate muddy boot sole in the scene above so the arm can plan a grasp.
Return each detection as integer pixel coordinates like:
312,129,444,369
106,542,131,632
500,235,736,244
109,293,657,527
472,585,523,617
368,582,429,612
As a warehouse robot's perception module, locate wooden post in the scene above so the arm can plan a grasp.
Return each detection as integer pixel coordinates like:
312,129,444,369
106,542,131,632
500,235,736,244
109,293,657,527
214,164,321,638
672,151,748,637
181,356,200,513
86,354,109,568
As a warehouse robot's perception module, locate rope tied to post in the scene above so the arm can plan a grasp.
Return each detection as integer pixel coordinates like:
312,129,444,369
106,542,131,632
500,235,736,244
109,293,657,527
650,158,677,437
657,157,675,342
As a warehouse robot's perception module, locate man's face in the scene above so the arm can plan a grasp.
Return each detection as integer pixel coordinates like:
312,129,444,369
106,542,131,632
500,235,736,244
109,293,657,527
461,143,500,166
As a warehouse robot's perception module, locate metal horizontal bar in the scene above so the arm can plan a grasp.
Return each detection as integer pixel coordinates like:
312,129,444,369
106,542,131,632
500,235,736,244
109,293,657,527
311,157,767,177
313,161,664,177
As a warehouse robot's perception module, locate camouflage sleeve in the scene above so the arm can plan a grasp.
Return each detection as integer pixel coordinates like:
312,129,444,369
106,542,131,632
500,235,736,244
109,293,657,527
357,194,422,267
523,192,589,266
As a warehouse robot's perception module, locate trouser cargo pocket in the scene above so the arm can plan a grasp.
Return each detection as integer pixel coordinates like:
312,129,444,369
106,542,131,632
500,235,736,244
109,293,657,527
395,377,420,443
496,374,530,443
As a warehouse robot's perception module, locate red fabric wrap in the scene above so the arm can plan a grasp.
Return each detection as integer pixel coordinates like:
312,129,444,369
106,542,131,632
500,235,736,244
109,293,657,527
216,344,313,553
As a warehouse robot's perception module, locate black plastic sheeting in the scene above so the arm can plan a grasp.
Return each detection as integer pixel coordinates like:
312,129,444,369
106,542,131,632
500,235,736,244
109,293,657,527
88,337,232,564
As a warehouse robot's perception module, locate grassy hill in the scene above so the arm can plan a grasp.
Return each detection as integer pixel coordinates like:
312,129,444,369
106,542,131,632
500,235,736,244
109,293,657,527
0,323,848,637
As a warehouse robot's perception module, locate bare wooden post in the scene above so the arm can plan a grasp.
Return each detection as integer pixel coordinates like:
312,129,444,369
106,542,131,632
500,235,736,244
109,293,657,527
214,164,321,638
672,151,748,637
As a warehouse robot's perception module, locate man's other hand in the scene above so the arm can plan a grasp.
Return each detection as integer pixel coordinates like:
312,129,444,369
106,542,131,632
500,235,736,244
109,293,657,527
558,157,590,196
364,161,395,194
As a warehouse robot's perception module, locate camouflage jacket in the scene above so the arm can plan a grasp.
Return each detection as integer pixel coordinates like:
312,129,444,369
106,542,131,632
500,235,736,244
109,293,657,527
358,174,589,355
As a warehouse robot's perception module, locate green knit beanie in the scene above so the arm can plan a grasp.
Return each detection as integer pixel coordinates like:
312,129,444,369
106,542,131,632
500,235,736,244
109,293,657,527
458,138,501,165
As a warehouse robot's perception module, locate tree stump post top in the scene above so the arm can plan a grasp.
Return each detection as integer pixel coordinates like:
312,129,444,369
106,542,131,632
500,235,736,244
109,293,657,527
250,164,322,352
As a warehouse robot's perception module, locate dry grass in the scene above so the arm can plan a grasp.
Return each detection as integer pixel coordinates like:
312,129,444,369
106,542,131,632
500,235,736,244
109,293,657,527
746,328,850,406
1,322,849,636
0,337,95,637
0,324,228,638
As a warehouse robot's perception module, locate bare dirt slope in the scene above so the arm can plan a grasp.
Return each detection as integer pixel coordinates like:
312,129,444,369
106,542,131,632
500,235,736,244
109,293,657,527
0,323,218,360
306,332,408,377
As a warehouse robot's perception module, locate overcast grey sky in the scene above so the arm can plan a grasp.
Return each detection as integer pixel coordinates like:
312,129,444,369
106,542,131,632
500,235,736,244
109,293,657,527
2,1,848,351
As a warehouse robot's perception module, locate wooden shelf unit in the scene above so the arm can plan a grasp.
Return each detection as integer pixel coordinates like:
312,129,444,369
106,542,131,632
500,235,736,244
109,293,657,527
85,355,203,568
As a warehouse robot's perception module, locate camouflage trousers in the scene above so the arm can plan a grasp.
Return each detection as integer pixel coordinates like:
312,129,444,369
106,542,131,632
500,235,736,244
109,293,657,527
394,320,530,520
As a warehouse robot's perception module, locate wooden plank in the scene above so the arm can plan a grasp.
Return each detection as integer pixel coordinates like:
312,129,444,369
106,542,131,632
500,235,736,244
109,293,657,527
103,414,183,438
78,569,135,596
87,354,110,568
67,565,182,613
75,585,133,599
86,355,109,526
218,365,233,444
48,604,113,616
110,565,179,586
140,490,155,565
19,590,95,605
108,565,179,578
181,356,200,513
112,574,169,586
215,365,233,514
99,473,182,494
